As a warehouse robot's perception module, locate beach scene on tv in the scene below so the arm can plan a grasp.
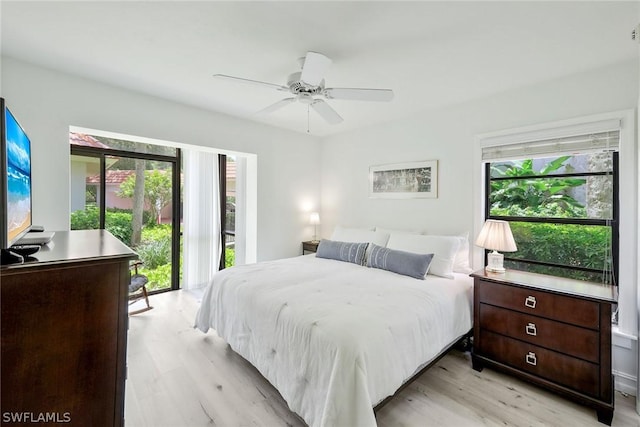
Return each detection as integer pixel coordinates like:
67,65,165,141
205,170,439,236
6,109,31,242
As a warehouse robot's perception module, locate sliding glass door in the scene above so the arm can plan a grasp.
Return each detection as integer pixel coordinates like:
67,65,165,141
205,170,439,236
70,133,181,292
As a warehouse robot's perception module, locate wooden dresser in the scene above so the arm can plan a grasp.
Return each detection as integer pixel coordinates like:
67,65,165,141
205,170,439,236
1,230,137,427
471,269,617,425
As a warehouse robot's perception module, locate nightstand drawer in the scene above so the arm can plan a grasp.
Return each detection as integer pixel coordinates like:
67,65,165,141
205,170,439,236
479,330,600,397
477,280,600,329
479,303,599,363
302,241,319,254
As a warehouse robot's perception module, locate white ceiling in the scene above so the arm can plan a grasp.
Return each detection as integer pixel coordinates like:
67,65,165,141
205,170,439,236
2,1,638,137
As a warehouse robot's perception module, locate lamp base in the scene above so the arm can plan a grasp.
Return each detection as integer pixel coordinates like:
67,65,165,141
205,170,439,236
486,250,506,273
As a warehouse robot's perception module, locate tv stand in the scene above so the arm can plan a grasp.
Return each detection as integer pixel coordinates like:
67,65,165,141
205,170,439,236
1,248,24,265
1,230,137,427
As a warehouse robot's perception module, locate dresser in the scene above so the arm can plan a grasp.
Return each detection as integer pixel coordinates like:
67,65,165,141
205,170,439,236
1,230,137,427
471,269,617,425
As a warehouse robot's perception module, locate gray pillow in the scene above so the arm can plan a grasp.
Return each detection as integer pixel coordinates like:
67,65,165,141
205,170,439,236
316,239,368,265
367,243,434,279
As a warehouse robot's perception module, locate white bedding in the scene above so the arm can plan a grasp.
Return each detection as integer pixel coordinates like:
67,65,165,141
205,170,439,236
194,255,473,427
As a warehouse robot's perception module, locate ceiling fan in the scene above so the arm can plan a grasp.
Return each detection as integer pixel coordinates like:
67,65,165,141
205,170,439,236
213,51,394,125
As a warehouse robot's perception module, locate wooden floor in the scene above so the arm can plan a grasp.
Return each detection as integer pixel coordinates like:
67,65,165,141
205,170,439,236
125,290,640,427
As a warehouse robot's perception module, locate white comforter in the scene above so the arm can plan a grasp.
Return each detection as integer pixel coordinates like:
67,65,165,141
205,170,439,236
194,255,473,427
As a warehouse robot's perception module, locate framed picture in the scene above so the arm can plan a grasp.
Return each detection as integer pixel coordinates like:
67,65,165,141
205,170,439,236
369,160,438,198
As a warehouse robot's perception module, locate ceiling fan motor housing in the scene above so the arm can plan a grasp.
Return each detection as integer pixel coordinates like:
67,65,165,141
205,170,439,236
287,72,324,95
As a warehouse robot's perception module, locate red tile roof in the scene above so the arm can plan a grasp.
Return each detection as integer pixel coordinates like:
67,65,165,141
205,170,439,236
70,132,110,149
86,170,135,184
226,160,236,179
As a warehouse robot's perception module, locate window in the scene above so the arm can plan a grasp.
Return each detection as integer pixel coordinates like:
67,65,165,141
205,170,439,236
480,119,621,286
70,131,182,293
485,151,618,284
221,155,236,269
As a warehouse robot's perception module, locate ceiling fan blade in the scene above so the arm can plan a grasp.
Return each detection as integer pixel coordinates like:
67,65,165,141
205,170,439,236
257,98,296,115
324,88,394,102
213,74,289,91
300,51,332,86
310,99,343,125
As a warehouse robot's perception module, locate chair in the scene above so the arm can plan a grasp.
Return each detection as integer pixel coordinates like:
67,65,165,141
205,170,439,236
129,261,153,315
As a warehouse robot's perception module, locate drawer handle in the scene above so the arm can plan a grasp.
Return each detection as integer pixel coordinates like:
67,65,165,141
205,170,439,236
524,296,537,309
525,352,537,366
525,322,537,336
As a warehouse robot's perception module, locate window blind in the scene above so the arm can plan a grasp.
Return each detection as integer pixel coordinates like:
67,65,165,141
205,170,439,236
480,118,621,161
482,130,620,161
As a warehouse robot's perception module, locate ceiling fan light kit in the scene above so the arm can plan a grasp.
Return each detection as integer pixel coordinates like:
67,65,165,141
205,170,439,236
213,51,394,126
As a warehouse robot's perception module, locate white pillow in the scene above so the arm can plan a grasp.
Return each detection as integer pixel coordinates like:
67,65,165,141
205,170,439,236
451,232,473,274
375,227,426,236
387,234,460,279
331,226,390,247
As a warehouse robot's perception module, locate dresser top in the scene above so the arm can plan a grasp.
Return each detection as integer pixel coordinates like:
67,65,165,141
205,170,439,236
1,230,137,272
471,269,617,303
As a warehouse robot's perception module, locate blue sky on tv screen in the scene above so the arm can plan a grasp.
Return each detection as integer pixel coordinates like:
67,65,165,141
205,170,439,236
6,108,31,238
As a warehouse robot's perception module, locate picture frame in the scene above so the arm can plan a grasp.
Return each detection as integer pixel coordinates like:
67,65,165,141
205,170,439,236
369,160,438,199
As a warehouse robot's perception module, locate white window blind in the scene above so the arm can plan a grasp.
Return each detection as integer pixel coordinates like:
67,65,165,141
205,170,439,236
480,118,621,161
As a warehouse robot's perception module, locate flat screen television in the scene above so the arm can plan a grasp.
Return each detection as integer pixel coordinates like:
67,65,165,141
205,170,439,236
1,97,34,263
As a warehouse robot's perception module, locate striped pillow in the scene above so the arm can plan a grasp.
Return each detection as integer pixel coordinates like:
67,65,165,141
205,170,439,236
315,239,368,265
367,243,434,279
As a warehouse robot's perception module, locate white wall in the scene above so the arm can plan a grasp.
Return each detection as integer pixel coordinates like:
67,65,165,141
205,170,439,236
1,56,322,262
320,59,638,236
320,59,639,392
636,12,640,413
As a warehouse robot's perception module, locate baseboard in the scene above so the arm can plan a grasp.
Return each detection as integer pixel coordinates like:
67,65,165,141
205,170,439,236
614,369,637,396
612,328,638,396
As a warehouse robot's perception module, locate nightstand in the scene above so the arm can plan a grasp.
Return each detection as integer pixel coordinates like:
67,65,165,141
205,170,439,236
471,269,617,425
302,240,319,255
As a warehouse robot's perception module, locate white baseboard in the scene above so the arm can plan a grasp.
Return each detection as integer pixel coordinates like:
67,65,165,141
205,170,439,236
613,328,638,396
614,369,637,396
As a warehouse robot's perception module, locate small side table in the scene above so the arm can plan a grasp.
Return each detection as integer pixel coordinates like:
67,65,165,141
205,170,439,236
302,240,319,255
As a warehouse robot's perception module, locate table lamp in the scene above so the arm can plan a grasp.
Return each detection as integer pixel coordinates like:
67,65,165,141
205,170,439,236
309,212,320,243
475,219,517,273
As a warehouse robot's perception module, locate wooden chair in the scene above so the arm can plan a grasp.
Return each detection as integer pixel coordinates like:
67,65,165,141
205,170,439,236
129,261,153,315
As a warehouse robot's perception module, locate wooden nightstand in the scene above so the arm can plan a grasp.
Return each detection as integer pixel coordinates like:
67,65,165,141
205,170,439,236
302,240,319,255
471,269,617,425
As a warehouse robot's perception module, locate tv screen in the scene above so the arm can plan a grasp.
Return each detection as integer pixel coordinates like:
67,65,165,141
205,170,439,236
1,98,32,249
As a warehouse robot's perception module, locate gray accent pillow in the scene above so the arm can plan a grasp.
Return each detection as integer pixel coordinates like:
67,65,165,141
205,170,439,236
367,243,434,279
316,239,368,265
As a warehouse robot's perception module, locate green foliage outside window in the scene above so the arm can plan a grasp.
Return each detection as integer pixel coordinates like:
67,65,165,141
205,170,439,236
136,225,176,291
225,248,235,269
70,206,133,245
504,221,612,282
489,155,613,283
70,206,100,230
489,156,586,218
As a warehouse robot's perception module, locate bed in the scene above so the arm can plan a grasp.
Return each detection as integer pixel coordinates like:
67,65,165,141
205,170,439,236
195,232,474,427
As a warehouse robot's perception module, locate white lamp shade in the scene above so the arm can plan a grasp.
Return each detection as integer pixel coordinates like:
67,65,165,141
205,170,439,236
475,219,517,252
309,212,320,225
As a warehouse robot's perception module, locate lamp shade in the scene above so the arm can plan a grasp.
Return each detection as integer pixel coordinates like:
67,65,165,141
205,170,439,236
475,220,517,252
309,212,320,225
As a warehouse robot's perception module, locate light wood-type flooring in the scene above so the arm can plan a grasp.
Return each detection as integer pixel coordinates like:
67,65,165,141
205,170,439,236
125,290,640,426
